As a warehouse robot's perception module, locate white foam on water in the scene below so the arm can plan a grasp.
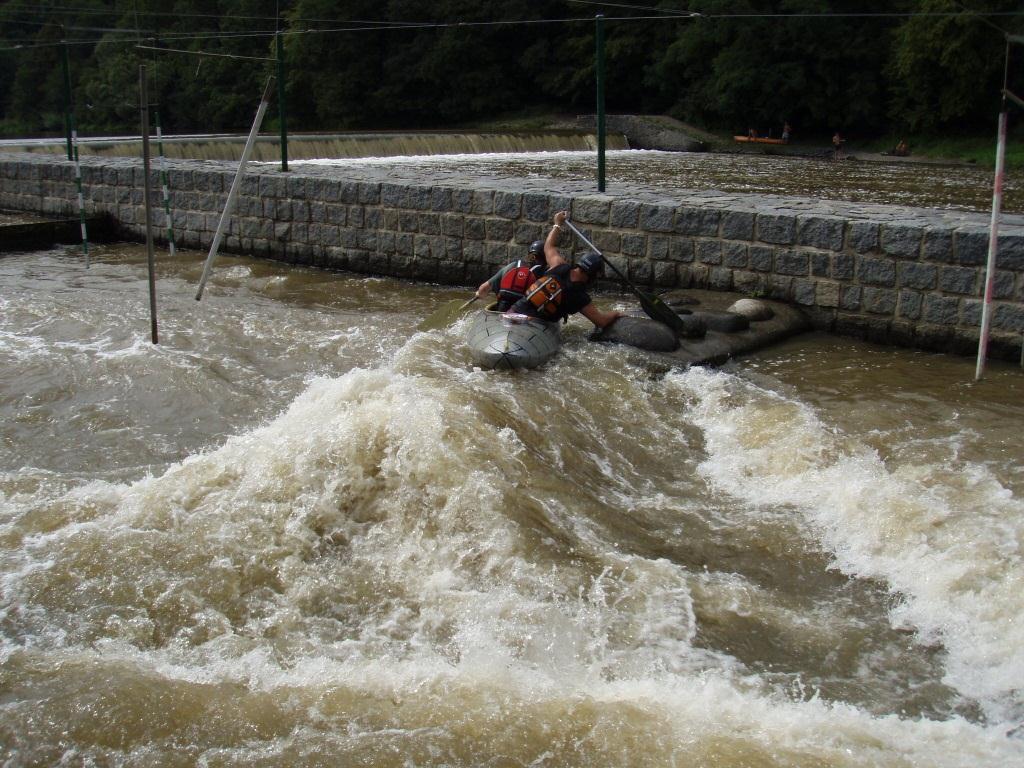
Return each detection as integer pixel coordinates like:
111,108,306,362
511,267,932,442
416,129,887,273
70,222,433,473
2,355,1022,765
281,149,600,166
669,365,1024,726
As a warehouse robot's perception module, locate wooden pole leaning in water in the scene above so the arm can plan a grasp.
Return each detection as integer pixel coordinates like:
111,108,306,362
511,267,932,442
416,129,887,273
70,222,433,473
195,77,274,301
140,66,159,344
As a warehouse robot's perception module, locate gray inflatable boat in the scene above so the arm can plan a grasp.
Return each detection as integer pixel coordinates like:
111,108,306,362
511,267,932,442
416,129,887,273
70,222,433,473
466,308,561,370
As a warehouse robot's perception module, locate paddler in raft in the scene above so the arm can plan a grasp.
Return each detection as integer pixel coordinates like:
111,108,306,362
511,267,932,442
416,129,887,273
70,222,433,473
508,210,625,329
473,239,548,311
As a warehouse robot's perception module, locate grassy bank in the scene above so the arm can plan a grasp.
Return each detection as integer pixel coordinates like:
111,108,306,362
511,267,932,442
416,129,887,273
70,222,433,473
861,132,1024,169
466,113,1022,170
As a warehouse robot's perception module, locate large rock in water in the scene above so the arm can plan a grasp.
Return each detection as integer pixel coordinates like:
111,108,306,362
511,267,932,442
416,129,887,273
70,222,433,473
692,310,750,333
727,298,775,321
591,316,680,352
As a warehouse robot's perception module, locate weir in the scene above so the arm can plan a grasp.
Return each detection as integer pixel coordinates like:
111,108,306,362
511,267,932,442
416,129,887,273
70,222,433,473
1,150,1022,361
4,130,629,162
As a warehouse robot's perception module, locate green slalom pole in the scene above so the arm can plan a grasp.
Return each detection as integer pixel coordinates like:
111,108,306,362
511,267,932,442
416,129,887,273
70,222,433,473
277,31,288,172
154,110,177,257
72,129,89,267
61,38,74,161
595,13,606,193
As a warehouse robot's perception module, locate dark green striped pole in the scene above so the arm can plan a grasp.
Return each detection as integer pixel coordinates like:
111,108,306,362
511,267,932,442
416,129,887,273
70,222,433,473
595,14,606,192
277,31,288,171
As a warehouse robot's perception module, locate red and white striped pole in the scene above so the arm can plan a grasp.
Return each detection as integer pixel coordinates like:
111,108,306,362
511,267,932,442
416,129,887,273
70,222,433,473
975,109,1007,381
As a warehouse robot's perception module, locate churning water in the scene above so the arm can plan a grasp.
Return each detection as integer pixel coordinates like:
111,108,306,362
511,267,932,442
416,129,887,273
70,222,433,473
1,244,1022,766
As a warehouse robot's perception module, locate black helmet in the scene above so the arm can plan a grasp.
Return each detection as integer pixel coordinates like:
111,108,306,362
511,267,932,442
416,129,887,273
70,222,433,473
527,240,545,258
577,251,604,278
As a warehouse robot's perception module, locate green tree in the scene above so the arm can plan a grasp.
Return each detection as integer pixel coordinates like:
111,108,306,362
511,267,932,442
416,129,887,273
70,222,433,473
1,0,1022,139
1,0,115,135
889,0,1024,133
284,0,576,129
648,0,902,136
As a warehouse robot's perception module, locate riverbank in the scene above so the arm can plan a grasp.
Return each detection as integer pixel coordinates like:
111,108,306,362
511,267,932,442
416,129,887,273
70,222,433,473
481,113,1021,170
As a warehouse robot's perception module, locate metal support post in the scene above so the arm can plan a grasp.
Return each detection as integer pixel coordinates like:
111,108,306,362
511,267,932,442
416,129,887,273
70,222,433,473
277,31,289,172
595,14,606,192
61,39,74,161
140,66,159,344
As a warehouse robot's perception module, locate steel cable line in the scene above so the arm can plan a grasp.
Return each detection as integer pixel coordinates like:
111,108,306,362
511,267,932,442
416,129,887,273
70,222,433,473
2,6,1021,52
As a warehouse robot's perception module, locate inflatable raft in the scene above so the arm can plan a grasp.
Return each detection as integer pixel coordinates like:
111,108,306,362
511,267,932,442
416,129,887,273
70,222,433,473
466,308,561,370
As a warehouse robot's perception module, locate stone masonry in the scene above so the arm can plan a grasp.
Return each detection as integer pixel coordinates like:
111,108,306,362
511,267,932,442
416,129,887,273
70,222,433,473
2,151,1023,361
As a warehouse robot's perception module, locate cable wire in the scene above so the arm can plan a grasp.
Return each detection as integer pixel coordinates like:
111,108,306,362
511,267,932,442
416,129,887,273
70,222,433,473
2,6,1022,53
135,43,274,63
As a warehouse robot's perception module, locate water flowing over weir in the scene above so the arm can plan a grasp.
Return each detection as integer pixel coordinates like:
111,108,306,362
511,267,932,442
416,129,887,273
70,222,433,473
1,245,1023,766
8,131,629,162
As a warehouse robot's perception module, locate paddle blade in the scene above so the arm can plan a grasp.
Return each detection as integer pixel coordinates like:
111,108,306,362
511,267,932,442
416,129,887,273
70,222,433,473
417,296,478,331
637,291,689,336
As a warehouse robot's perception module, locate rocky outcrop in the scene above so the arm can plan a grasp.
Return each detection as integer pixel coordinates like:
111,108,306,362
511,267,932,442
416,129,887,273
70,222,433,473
576,115,707,152
592,293,808,366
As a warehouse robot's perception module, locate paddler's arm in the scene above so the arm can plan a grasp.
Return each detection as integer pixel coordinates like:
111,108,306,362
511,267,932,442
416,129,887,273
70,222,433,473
545,211,569,268
580,302,625,329
475,279,493,300
475,264,508,299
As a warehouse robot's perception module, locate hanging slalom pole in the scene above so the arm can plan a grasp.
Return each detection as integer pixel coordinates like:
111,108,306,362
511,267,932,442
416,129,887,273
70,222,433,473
140,65,159,344
154,110,177,257
975,110,1007,381
976,38,1018,380
195,77,274,301
71,130,90,267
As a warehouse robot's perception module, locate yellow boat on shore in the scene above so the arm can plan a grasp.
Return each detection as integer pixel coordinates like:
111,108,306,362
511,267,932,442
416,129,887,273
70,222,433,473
733,135,788,145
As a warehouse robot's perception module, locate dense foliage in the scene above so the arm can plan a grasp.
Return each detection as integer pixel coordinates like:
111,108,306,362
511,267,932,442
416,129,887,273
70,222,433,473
0,0,1021,139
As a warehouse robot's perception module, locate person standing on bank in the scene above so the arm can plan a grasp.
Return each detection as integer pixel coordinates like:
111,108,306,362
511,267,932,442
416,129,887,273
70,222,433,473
832,131,845,161
508,210,625,329
474,239,548,311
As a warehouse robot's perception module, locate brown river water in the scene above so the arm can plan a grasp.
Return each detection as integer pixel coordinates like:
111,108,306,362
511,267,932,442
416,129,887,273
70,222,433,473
1,241,1022,766
286,148,1023,214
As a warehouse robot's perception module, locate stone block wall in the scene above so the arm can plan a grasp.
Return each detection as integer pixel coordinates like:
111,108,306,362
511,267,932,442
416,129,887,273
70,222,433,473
2,152,1022,360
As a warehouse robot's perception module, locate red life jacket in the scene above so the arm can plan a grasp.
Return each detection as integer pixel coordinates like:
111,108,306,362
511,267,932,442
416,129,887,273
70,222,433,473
498,261,535,304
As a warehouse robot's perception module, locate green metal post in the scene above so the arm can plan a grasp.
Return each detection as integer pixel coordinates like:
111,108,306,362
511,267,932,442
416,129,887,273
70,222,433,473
595,14,606,192
277,31,288,171
61,38,74,161
140,65,159,344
